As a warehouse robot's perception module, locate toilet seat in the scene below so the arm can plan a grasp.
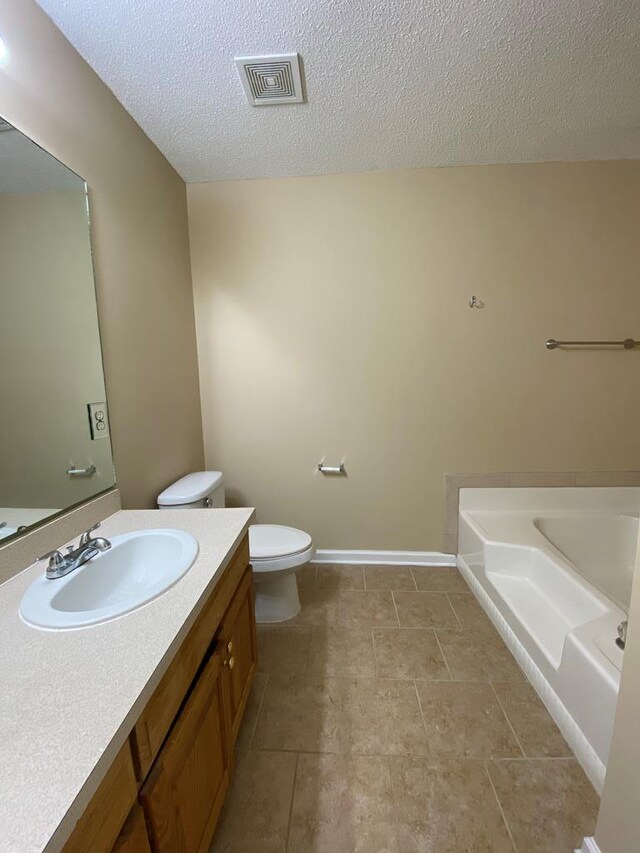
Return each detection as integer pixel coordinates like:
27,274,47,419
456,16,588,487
250,524,312,559
249,524,315,575
249,524,315,622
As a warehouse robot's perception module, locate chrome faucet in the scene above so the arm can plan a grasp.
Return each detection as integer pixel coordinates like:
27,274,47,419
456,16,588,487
38,522,112,580
616,620,628,651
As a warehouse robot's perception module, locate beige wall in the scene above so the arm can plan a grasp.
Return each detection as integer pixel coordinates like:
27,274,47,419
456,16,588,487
0,0,203,510
0,191,114,509
188,162,640,550
596,529,640,852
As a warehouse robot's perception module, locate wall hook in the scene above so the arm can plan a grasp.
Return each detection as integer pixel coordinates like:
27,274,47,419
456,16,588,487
469,296,484,309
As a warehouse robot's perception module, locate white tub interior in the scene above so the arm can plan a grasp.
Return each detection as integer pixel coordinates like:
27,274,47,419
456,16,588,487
457,486,639,793
533,514,638,610
484,541,609,669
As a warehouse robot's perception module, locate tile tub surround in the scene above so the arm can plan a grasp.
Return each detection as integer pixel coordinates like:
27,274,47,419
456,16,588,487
212,564,599,852
442,472,640,553
0,506,254,852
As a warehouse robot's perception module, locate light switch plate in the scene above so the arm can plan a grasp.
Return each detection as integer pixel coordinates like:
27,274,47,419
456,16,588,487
88,402,110,440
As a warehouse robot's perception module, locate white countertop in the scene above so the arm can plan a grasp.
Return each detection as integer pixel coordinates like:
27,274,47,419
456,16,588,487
0,507,254,853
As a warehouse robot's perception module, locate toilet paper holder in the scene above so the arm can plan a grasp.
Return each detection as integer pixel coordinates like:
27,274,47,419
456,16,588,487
317,462,346,475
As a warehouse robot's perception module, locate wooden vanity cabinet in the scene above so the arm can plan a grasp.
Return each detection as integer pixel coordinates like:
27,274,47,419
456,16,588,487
63,741,138,853
217,567,258,746
111,806,151,853
139,565,258,851
140,646,230,851
132,537,251,781
62,533,258,853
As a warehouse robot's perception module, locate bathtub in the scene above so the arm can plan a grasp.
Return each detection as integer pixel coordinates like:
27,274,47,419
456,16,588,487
457,487,639,793
534,513,637,610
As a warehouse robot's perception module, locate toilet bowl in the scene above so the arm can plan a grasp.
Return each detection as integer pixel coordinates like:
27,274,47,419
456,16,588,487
249,524,314,622
157,472,315,623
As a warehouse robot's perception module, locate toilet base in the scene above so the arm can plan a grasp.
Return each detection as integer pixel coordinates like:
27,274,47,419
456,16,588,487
254,572,301,623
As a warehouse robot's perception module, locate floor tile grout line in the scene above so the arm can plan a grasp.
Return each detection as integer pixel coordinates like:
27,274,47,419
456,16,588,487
338,674,344,754
371,626,379,677
445,592,464,629
390,590,401,627
432,628,453,680
483,759,519,853
247,673,269,749
408,566,418,591
489,682,526,758
284,751,300,852
301,624,313,674
413,679,431,743
366,624,460,632
247,744,579,760
442,592,463,629
488,755,578,762
252,745,346,755
381,755,396,839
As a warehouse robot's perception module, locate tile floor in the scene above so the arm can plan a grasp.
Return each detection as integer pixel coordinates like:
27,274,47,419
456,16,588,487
211,564,599,852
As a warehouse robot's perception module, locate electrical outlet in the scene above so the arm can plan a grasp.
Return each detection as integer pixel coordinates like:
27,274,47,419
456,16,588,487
87,402,110,440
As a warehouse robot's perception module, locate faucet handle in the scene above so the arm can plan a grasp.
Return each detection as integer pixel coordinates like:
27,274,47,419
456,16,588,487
37,550,66,572
79,522,101,546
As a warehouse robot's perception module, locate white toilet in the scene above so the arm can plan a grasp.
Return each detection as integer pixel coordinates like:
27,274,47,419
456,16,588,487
157,471,315,623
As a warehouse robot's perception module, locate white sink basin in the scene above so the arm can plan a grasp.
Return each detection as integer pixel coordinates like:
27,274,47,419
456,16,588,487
20,529,198,630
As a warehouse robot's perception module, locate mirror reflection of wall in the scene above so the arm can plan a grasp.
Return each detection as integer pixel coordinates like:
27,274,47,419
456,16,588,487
0,116,115,542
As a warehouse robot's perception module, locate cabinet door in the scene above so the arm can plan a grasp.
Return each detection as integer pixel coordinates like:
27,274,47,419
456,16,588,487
140,648,230,853
132,535,249,781
64,742,138,853
111,805,151,853
219,567,258,745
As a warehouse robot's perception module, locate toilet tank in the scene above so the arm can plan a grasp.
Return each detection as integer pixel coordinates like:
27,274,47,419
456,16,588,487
157,471,225,509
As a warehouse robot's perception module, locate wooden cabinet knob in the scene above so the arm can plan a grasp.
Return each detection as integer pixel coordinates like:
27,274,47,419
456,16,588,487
227,641,234,654
224,656,235,670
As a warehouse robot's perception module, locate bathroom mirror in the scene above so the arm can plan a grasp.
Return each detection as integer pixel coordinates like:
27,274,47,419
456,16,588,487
0,116,115,544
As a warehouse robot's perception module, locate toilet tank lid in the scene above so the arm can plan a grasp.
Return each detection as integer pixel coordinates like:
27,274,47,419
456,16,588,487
157,471,224,506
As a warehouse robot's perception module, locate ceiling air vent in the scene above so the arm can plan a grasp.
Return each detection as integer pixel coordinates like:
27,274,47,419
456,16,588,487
235,53,305,106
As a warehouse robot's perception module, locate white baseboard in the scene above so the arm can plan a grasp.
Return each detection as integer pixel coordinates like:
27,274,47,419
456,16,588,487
575,838,601,853
312,549,456,566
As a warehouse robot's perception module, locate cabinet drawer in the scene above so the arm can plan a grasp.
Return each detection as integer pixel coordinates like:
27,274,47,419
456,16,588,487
132,535,249,779
63,741,137,853
140,647,230,852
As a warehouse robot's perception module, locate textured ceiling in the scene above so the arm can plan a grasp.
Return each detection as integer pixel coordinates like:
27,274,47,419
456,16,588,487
36,0,640,182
